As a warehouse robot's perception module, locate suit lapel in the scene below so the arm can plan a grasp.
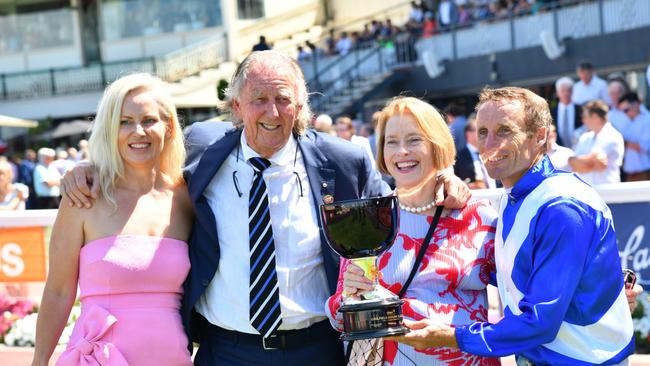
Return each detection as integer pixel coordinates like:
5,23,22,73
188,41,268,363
297,132,336,213
297,132,340,293
188,129,241,242
189,129,242,202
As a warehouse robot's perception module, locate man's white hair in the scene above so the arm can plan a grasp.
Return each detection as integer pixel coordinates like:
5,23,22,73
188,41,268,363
220,50,312,135
555,76,574,92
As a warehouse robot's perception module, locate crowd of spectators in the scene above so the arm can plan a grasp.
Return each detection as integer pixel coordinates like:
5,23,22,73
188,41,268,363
544,60,650,185
312,58,650,188
0,140,88,211
293,0,592,61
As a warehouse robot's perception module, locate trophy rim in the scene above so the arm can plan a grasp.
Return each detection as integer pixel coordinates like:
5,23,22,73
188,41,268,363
319,195,397,210
339,297,403,311
318,195,400,259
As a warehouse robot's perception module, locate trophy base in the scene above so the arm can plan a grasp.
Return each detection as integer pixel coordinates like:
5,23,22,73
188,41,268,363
339,294,408,341
341,325,409,341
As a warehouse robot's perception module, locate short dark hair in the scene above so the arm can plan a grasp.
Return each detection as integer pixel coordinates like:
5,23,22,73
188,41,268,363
444,104,465,118
577,60,593,70
619,92,640,104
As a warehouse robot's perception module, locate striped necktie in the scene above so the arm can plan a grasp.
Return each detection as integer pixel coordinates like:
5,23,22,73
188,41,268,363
248,157,282,337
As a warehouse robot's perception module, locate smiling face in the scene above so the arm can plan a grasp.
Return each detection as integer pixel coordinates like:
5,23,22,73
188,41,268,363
476,100,545,188
383,113,437,191
117,89,168,169
233,62,302,158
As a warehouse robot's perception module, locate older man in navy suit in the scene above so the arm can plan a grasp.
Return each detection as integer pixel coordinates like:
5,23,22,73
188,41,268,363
61,50,470,366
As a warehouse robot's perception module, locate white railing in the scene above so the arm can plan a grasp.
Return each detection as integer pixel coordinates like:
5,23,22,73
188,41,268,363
156,33,228,82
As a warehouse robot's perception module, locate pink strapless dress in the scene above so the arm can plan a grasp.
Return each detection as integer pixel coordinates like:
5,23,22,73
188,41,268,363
56,235,193,366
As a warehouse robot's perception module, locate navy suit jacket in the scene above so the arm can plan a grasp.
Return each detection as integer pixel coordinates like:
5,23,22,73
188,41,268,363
453,145,476,184
180,121,390,343
551,104,583,148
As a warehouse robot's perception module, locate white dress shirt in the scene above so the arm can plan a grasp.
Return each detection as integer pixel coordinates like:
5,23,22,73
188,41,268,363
573,122,624,185
572,75,610,106
439,1,451,25
33,163,60,197
548,143,574,172
196,132,329,333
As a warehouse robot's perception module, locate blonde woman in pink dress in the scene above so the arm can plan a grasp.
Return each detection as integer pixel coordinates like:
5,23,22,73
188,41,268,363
326,97,500,365
32,73,193,366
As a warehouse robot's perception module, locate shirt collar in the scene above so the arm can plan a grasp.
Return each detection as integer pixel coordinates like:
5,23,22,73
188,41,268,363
508,155,556,202
240,129,297,168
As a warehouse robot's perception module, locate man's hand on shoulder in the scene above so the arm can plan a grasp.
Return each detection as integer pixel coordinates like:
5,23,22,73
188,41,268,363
60,161,99,208
434,169,471,209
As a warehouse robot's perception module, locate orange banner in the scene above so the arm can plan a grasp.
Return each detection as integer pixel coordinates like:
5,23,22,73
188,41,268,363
0,227,46,282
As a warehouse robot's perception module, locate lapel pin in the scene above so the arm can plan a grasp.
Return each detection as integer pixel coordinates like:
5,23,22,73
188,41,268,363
323,195,334,204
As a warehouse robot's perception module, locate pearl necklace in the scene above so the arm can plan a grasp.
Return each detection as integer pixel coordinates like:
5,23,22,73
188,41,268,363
399,200,437,213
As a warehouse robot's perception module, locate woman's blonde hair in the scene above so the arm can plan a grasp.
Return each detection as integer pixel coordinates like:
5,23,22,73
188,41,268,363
376,97,455,175
89,73,185,208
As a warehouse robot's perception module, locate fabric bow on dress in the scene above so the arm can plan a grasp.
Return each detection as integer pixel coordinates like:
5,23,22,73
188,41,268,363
56,306,128,366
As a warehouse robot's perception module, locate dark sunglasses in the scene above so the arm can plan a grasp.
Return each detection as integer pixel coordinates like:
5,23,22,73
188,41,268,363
622,102,638,114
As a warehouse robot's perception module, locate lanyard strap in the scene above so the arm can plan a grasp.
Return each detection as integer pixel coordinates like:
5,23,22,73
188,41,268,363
344,205,445,364
398,205,444,297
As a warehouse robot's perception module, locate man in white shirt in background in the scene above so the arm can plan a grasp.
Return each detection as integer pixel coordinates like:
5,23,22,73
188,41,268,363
334,32,353,55
569,100,624,186
618,92,650,181
572,60,610,106
552,76,583,148
33,147,61,209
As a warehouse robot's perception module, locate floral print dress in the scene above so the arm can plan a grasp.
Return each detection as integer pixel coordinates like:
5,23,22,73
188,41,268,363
326,200,501,366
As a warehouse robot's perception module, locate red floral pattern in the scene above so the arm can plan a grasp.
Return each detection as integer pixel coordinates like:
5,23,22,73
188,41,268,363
327,200,500,366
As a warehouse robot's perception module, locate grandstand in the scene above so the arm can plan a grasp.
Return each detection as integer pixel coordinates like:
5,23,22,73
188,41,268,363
0,0,649,141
